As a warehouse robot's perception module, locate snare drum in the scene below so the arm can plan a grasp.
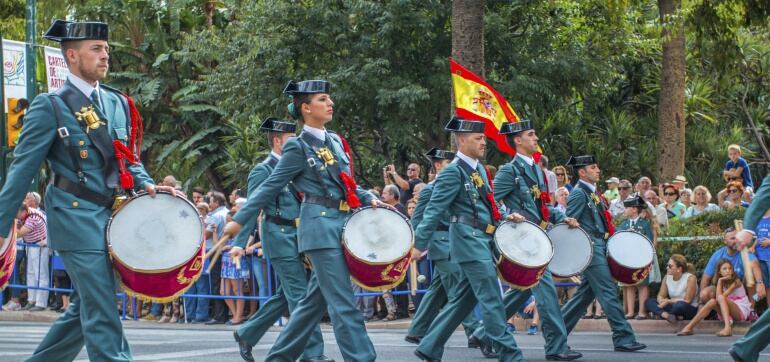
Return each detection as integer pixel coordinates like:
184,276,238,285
342,207,413,292
0,225,17,290
606,231,655,285
108,192,204,302
494,220,553,289
547,224,593,278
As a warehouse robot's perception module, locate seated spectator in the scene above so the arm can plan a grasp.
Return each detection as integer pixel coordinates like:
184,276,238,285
721,181,750,209
661,183,686,220
684,185,720,218
603,177,620,201
552,165,572,192
698,228,765,307
645,254,698,322
554,187,569,214
677,259,752,337
609,180,633,217
16,201,49,311
723,144,753,192
752,207,770,306
679,188,693,209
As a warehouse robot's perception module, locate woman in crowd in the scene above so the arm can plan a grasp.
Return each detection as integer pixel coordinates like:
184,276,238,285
684,185,720,218
679,188,693,209
553,165,572,191
661,183,686,220
721,181,750,209
644,254,698,322
554,187,569,214
677,259,753,337
221,208,250,325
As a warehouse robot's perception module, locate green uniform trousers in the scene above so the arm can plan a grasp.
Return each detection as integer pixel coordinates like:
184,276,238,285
407,259,481,339
26,250,131,362
417,260,524,361
266,248,375,362
731,307,770,362
472,269,569,356
560,239,637,347
236,255,324,359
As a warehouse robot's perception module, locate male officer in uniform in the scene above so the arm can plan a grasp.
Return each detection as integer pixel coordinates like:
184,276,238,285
229,118,330,362
405,148,485,354
0,20,175,361
731,172,770,362
559,155,646,353
412,117,525,362
469,120,582,361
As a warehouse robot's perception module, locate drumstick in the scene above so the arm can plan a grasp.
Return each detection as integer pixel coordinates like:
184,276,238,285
734,220,755,288
205,233,232,274
410,259,418,296
235,233,256,271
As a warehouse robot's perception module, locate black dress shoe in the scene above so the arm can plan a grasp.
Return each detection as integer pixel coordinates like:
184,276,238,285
414,349,440,362
728,348,745,362
299,356,335,362
467,336,498,358
467,336,480,349
205,319,225,325
546,349,583,361
614,342,646,352
233,331,254,362
405,335,422,344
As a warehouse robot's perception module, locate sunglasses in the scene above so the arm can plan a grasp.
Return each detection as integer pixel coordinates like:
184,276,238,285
620,186,631,190
695,192,707,195
664,192,677,196
666,264,677,268
728,189,741,194
555,173,565,176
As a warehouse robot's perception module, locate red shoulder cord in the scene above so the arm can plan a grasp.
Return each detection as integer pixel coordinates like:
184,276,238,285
336,134,361,209
538,166,551,223
112,95,144,191
484,165,502,222
599,193,615,236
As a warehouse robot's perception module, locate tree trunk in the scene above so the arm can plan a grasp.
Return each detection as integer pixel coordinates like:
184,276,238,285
451,0,485,149
656,0,686,183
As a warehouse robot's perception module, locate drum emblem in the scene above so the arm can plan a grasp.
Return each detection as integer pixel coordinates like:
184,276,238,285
177,266,192,284
380,258,409,282
179,210,190,219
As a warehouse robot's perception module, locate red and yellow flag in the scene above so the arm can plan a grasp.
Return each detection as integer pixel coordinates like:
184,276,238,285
450,58,519,155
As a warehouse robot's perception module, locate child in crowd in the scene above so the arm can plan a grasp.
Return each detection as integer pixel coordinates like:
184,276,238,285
618,194,660,319
506,296,540,335
724,144,753,192
677,259,753,337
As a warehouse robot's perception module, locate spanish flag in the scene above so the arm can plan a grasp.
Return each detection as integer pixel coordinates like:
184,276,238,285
450,58,519,155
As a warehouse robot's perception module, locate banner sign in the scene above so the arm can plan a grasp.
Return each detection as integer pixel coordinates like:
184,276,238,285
2,39,27,107
44,46,68,92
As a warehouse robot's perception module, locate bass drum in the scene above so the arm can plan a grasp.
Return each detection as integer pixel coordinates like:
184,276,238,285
494,220,553,289
107,191,204,302
606,231,655,285
547,224,593,278
342,207,413,292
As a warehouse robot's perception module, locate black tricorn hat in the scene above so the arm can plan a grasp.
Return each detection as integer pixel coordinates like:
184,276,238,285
260,117,297,133
623,194,647,209
425,147,455,161
43,20,108,43
566,155,596,168
499,119,533,135
444,117,485,133
282,80,331,96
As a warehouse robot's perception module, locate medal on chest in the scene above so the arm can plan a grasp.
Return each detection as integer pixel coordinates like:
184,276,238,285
316,147,336,166
470,172,484,189
531,185,542,199
75,105,105,133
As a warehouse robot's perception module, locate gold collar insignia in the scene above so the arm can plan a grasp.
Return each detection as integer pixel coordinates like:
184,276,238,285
75,106,105,133
316,147,337,166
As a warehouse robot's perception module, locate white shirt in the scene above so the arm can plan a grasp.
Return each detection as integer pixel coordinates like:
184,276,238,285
303,125,327,141
579,180,597,193
516,153,534,166
454,151,478,170
68,74,102,109
270,151,281,160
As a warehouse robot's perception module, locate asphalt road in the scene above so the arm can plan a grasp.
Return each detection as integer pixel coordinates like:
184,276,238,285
1,321,767,361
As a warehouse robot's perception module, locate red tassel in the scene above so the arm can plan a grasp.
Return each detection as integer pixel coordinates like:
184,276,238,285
113,140,137,191
125,95,143,161
599,194,615,236
533,151,542,163
486,192,502,222
339,171,362,209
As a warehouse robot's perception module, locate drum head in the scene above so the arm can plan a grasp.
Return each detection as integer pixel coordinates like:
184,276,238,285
607,231,654,268
495,221,552,268
108,192,203,271
342,207,413,264
547,224,592,277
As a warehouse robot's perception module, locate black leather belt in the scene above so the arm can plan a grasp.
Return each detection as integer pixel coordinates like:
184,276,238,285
436,224,449,232
450,215,496,235
53,175,114,208
302,194,350,212
264,215,296,227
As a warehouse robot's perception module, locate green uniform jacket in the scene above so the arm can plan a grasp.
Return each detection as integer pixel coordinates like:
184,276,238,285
414,158,502,263
411,182,450,261
494,156,565,224
233,154,302,259
566,182,609,238
233,130,374,252
0,80,153,251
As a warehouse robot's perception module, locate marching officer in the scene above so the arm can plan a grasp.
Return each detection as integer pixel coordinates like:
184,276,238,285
0,20,176,361
559,155,646,353
731,172,770,362
405,148,485,354
229,118,330,362
469,120,583,361
412,117,525,362
222,80,387,362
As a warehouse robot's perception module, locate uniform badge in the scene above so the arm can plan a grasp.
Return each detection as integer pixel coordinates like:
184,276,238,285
531,185,541,199
80,150,88,159
75,105,105,133
470,172,484,188
591,194,600,205
316,147,337,166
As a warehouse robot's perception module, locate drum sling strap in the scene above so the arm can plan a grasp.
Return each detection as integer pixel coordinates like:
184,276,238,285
455,160,496,235
512,162,547,226
47,93,115,208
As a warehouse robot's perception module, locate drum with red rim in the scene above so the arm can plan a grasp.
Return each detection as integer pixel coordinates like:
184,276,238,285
342,207,413,292
107,191,204,302
494,220,553,289
0,225,17,290
547,224,593,278
606,231,655,285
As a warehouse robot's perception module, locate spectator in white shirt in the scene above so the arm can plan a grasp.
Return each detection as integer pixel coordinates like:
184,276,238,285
609,180,633,217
